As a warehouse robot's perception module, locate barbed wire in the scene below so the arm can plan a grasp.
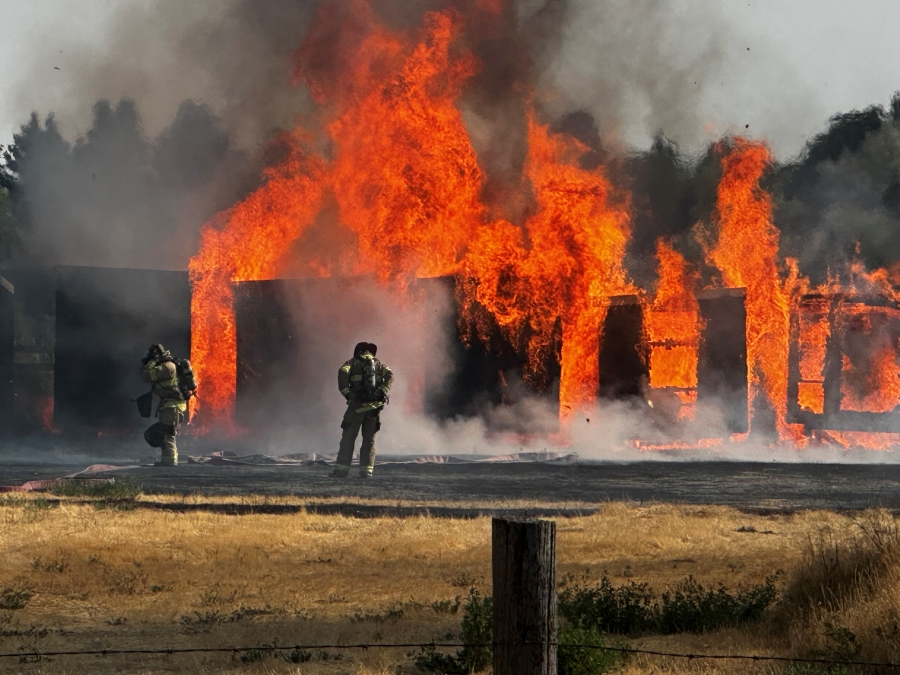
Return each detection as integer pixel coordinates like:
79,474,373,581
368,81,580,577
564,644,900,669
3,640,900,669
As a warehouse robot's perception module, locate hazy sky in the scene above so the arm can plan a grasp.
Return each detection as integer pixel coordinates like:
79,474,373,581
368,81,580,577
0,0,898,160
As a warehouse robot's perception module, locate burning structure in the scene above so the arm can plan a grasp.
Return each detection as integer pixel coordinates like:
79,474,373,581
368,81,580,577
4,0,900,453
182,1,900,452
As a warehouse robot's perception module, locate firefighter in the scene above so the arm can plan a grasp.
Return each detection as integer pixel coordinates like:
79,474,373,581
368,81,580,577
140,344,194,466
331,342,394,478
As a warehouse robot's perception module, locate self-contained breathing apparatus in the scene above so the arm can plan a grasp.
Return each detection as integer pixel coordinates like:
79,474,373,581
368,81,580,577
351,342,388,412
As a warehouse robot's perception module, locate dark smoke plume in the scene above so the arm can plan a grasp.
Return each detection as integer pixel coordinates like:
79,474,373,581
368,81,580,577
773,95,900,282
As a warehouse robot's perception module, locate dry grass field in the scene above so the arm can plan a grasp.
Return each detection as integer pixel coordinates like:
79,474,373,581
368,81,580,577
2,491,900,674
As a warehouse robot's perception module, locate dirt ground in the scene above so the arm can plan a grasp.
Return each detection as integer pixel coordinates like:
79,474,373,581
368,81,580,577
4,459,900,511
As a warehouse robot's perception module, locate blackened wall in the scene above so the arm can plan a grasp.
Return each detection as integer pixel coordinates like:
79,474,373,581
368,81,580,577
3,269,56,433
420,277,560,431
234,279,304,434
233,276,561,440
697,290,749,434
54,267,190,435
599,298,648,401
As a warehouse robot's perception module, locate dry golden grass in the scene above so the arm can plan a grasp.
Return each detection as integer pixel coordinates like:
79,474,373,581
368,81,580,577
776,509,900,668
1,496,897,674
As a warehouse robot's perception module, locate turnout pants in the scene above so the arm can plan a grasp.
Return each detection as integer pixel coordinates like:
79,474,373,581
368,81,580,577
144,407,184,466
335,406,381,476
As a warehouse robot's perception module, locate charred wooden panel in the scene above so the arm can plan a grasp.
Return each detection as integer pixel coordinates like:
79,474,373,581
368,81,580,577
234,277,561,436
598,297,647,401
235,277,434,442
234,280,303,434
697,289,748,434
3,269,56,433
421,277,560,430
791,295,900,433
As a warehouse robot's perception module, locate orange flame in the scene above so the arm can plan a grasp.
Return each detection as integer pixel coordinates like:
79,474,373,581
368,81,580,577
459,112,634,419
189,3,488,428
523,112,634,418
646,240,699,390
840,305,900,413
841,347,900,413
192,0,635,428
184,1,900,450
820,430,900,451
835,261,900,421
321,9,485,284
797,296,830,414
706,139,800,442
188,135,327,426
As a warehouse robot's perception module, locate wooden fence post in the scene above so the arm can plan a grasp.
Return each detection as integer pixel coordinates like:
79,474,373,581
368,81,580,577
492,518,557,675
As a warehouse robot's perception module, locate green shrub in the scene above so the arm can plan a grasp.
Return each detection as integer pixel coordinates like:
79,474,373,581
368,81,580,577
0,496,55,510
0,586,33,611
416,591,625,675
559,573,779,636
417,573,779,673
557,622,624,675
658,574,779,634
811,620,861,666
559,575,657,634
237,643,313,664
415,587,493,673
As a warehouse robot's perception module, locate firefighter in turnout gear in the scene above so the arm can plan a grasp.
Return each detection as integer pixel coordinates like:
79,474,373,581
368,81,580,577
140,344,196,466
331,342,394,478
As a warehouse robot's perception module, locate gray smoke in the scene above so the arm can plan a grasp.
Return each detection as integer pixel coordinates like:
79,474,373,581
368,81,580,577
6,0,316,150
5,100,255,270
3,0,326,269
533,0,818,156
5,0,900,458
